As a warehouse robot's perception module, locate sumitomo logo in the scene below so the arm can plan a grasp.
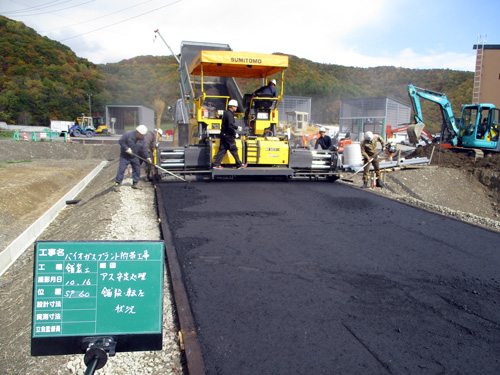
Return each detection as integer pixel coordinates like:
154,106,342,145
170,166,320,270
231,57,262,64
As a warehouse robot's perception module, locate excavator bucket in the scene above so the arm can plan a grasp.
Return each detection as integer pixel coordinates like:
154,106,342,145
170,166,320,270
407,124,424,144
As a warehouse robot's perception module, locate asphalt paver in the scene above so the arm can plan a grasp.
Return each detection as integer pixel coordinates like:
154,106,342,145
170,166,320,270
158,180,500,374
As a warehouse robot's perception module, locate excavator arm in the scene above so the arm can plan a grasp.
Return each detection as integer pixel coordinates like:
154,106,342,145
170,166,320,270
407,84,459,146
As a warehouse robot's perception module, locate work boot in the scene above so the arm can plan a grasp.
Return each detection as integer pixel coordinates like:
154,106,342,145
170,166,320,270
114,183,120,192
361,181,369,188
132,182,142,190
376,179,385,188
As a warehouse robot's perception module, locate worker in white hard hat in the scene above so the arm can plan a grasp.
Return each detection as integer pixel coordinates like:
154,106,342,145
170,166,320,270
213,99,247,169
114,125,152,191
253,78,277,98
360,131,386,188
315,127,333,150
141,128,164,180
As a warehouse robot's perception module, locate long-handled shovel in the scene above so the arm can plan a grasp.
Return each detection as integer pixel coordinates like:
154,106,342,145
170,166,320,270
341,151,383,183
131,152,189,183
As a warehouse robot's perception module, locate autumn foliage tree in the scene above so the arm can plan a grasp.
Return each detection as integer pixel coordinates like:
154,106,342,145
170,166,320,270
1,15,474,132
0,16,110,125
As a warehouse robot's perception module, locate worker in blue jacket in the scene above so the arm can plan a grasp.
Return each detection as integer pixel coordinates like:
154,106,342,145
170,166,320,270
114,125,151,191
253,79,277,97
253,79,277,109
315,127,333,150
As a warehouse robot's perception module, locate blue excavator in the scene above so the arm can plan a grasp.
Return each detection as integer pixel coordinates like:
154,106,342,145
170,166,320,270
407,84,500,152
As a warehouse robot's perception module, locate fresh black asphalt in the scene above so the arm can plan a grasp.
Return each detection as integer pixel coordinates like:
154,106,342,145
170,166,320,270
158,180,500,374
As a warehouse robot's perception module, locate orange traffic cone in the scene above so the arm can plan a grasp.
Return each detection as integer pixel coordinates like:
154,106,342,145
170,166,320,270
23,132,28,140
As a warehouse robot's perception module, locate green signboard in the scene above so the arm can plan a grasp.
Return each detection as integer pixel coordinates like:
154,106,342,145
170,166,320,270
31,241,164,356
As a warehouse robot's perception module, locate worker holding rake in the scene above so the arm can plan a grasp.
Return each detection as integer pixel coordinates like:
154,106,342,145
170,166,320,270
360,131,385,189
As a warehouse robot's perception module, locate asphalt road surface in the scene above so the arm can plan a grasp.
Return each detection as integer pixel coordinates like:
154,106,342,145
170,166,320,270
158,179,500,375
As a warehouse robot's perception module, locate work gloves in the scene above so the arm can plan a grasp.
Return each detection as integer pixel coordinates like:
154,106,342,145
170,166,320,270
126,148,133,154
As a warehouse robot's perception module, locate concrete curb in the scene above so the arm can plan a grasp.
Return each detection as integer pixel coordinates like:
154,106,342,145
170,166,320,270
0,161,108,276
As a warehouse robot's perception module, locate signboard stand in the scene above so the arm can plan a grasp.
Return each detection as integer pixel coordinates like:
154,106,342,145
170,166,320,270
31,241,165,369
82,337,116,375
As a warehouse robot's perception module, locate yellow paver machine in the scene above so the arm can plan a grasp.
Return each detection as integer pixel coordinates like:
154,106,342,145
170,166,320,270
158,41,339,181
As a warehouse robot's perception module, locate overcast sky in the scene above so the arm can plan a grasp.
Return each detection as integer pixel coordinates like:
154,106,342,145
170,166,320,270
1,0,498,71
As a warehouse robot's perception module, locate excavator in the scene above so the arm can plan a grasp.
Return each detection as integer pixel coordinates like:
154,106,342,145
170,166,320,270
386,124,435,145
407,84,500,152
156,42,339,181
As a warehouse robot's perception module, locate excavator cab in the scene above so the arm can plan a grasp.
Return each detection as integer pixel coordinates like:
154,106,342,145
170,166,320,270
460,105,500,148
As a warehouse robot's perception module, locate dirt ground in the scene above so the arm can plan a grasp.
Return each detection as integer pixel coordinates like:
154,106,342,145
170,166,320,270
0,140,500,374
0,141,120,250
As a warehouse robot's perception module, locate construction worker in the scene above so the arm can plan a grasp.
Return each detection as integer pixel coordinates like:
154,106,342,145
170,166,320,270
315,127,333,150
253,79,277,98
114,125,151,191
213,100,247,169
142,128,163,180
253,79,277,109
360,131,385,188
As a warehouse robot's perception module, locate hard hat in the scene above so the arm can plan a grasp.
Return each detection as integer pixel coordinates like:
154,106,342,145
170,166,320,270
319,127,326,133
365,131,374,142
228,99,238,108
136,125,148,135
270,79,277,85
155,128,163,136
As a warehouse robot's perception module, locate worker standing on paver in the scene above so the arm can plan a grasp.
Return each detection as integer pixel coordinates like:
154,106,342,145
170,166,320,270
315,127,333,150
213,100,247,169
114,125,151,191
360,131,385,188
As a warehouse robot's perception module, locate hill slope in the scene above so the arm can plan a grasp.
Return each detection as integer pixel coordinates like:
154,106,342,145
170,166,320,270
1,16,474,131
0,16,108,125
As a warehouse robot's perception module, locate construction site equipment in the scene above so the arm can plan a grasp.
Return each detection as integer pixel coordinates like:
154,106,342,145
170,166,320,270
386,124,435,145
407,84,500,152
337,136,352,153
132,152,188,183
50,116,108,138
51,119,95,137
77,116,109,135
283,111,316,147
157,42,339,181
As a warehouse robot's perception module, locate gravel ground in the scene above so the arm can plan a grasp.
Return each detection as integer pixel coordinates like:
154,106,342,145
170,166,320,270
340,166,500,232
62,181,183,375
0,145,183,374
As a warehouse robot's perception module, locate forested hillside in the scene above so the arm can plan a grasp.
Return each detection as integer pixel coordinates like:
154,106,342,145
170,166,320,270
0,16,110,125
1,16,474,133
